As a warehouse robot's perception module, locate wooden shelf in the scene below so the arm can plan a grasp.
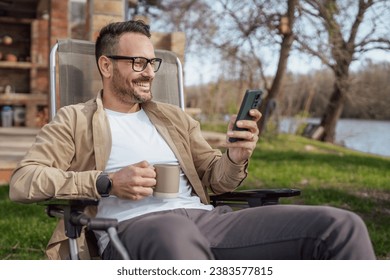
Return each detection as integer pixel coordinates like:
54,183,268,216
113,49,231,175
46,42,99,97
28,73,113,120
0,17,33,24
0,16,49,128
0,93,48,128
0,61,47,69
0,93,47,105
0,61,32,69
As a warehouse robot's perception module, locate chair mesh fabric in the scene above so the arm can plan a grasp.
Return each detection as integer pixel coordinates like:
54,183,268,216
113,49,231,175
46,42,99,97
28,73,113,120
55,39,183,113
151,49,182,108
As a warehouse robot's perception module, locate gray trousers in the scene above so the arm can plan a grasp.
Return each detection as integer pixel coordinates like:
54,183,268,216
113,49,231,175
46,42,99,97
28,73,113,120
102,205,376,260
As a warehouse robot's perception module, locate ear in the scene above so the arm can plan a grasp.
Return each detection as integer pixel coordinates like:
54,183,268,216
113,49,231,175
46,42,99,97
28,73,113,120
98,56,112,78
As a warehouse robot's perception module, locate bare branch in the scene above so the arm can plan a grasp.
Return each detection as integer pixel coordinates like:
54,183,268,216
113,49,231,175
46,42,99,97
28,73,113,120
295,37,333,68
347,0,373,50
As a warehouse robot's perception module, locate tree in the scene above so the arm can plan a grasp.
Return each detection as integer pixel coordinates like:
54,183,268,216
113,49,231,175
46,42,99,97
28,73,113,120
129,0,299,132
128,0,390,141
295,0,390,142
258,0,298,133
186,0,299,134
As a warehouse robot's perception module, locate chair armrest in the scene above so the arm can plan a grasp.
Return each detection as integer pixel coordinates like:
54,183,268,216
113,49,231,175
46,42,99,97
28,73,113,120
39,198,129,260
40,198,117,238
41,198,99,219
210,188,301,208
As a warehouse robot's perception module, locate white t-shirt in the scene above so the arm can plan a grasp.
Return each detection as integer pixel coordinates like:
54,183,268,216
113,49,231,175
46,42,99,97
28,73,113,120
95,108,213,253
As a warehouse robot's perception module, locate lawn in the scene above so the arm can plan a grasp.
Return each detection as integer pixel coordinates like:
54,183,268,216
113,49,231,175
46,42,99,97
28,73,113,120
0,133,389,259
0,185,56,260
242,134,390,259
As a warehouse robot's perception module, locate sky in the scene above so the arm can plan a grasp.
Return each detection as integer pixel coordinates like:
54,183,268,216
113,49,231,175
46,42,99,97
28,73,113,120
71,0,390,87
181,1,390,87
183,48,390,87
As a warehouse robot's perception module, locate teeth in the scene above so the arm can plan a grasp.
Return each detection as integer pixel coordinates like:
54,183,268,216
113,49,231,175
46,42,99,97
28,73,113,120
136,82,149,88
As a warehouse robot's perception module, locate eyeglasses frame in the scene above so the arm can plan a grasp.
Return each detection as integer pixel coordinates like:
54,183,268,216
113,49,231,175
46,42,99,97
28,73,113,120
106,55,162,73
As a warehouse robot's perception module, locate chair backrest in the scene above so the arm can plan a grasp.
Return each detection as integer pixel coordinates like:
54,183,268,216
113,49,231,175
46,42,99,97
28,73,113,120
49,38,185,120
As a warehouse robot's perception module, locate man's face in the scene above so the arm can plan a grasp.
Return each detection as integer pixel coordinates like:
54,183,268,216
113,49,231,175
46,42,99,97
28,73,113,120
109,33,156,105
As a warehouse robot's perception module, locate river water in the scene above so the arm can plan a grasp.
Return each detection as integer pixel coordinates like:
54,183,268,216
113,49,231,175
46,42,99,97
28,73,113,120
279,118,390,158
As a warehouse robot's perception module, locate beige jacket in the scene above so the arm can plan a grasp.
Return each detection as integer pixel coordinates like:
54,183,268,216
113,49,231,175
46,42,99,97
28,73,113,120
9,92,248,259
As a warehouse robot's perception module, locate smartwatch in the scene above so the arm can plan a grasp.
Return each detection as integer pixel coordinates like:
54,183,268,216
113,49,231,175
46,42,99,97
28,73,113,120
96,172,112,197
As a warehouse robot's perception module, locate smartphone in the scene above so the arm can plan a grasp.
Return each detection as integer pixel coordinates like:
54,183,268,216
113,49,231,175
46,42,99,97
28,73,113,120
228,89,263,143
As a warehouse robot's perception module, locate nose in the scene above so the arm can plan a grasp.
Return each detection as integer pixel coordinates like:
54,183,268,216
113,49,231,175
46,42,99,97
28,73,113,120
142,62,155,78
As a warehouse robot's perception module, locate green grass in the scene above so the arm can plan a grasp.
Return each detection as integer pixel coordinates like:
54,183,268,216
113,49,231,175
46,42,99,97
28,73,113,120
0,133,389,259
241,134,390,259
246,134,390,189
0,186,57,260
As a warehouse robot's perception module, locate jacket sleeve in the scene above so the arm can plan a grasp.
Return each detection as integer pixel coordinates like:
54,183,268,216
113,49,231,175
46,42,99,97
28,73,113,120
9,107,101,203
186,116,248,195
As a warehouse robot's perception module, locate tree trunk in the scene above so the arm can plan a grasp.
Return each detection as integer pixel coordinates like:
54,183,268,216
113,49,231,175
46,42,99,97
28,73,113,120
319,73,349,142
258,0,297,135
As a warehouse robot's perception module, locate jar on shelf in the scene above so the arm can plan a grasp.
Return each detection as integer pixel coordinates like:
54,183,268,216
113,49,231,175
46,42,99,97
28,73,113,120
5,53,17,62
1,35,13,45
4,85,14,94
13,106,26,127
1,106,13,127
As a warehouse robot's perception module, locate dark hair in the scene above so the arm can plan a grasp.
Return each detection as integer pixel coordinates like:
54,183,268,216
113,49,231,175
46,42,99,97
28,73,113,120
95,20,151,70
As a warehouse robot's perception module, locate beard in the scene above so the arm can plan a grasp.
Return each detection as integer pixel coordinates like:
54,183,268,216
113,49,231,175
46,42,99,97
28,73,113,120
111,66,153,105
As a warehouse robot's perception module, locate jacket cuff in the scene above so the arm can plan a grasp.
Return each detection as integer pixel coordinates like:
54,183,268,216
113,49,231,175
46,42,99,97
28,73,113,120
223,151,248,180
226,149,249,167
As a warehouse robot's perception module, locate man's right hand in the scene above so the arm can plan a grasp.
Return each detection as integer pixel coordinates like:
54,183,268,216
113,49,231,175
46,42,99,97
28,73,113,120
109,160,156,200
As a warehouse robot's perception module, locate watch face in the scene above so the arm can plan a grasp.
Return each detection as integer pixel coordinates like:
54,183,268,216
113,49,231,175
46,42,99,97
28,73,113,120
97,173,112,196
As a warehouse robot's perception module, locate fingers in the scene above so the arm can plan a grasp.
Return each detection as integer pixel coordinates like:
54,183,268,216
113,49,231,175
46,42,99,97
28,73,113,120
122,186,154,201
133,160,152,168
227,109,261,143
250,108,262,121
227,128,258,143
129,163,156,184
110,160,157,200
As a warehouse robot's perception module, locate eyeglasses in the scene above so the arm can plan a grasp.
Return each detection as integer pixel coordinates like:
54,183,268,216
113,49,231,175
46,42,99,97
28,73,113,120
106,55,162,72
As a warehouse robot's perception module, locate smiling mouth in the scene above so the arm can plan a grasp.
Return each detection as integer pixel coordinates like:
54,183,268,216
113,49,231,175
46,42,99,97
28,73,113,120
135,81,151,91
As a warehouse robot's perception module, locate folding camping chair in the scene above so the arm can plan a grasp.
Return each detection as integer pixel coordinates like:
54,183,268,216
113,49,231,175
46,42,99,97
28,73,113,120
45,38,300,260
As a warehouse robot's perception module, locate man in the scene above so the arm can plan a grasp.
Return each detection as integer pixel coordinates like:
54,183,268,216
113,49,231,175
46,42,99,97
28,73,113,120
9,20,375,260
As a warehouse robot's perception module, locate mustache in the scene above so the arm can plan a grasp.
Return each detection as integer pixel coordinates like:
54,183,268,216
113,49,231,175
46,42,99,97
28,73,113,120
134,77,152,83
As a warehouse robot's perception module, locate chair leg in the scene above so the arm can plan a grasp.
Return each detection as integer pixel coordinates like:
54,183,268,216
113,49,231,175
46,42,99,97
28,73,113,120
106,227,130,260
68,238,80,260
63,206,84,260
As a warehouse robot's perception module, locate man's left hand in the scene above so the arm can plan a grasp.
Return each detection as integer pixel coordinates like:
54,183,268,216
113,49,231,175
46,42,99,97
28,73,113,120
224,109,261,165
